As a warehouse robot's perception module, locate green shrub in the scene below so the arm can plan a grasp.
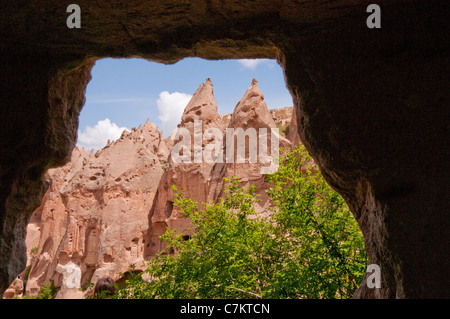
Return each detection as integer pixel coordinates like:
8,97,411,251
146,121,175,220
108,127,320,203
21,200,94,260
116,146,367,299
37,280,59,299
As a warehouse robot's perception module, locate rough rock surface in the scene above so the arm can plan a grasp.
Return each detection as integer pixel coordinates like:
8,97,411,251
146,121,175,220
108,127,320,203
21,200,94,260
3,76,297,298
146,78,224,258
221,107,293,139
208,79,292,213
2,278,23,299
147,79,296,261
0,1,448,298
22,121,167,298
286,106,301,147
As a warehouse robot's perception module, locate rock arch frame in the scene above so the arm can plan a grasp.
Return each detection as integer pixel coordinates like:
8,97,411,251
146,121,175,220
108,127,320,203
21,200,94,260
0,1,448,298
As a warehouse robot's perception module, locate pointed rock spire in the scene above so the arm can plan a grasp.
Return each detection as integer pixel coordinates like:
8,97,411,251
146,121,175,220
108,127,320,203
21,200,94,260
180,78,222,131
228,78,276,130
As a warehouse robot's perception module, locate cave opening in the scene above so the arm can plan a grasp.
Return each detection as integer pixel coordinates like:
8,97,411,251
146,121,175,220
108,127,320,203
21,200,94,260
0,0,447,300
21,56,338,298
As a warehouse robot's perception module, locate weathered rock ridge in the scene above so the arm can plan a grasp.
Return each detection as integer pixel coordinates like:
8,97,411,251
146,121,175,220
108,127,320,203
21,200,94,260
8,78,299,298
0,1,448,298
146,78,225,258
21,121,168,298
207,79,292,213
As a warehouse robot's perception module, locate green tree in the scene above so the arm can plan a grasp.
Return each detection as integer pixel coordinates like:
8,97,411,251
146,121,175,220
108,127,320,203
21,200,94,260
116,145,367,299
37,280,60,299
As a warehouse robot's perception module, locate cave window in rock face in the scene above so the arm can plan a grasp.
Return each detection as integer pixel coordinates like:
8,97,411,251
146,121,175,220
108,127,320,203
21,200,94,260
85,227,99,265
183,235,191,241
161,247,175,256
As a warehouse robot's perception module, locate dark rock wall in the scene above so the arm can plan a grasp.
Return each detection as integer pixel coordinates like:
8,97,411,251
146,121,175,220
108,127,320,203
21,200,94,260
0,0,448,297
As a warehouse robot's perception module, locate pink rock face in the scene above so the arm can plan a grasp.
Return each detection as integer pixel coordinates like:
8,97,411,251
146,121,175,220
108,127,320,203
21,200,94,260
285,106,301,147
13,77,298,298
24,121,167,298
208,79,292,213
145,78,224,258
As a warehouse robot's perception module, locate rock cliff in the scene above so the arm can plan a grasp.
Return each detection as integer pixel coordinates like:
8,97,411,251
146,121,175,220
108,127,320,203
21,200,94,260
0,0,447,298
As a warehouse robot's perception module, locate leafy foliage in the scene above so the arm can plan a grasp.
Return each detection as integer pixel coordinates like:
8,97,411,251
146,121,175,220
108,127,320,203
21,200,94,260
37,280,60,299
115,145,367,299
265,146,367,298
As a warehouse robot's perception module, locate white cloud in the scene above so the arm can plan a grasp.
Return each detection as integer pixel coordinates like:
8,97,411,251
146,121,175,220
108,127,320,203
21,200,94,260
238,59,275,70
77,118,129,151
157,91,192,137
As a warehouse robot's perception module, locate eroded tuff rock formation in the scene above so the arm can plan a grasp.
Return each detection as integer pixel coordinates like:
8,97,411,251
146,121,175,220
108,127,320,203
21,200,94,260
207,79,292,213
22,121,168,298
0,1,448,298
146,79,296,260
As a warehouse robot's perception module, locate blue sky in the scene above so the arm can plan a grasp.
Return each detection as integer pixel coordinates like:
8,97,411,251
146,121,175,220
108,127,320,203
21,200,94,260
77,57,293,151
